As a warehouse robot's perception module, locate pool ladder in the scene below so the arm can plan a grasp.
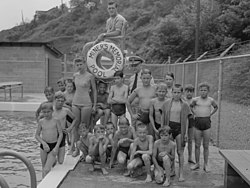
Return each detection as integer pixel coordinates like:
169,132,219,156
0,150,37,188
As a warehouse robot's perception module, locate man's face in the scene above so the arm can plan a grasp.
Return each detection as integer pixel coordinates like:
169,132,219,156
132,64,141,74
107,4,117,17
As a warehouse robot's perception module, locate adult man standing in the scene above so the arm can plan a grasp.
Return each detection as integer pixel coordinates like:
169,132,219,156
82,0,126,59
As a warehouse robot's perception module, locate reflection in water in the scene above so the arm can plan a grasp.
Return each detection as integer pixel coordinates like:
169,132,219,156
0,112,41,188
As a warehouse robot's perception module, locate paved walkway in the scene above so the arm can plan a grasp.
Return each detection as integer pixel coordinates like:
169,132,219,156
59,145,224,188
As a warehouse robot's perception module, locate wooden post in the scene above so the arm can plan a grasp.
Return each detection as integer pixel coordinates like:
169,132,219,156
217,59,223,147
182,63,185,86
194,61,199,97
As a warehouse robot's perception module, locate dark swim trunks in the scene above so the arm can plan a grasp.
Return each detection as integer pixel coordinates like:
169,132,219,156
155,121,161,130
118,146,130,156
59,133,67,148
40,142,57,153
195,117,211,131
111,104,126,116
188,117,195,128
169,121,181,139
137,109,150,124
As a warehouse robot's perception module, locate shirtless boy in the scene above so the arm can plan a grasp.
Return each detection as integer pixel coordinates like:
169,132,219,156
109,117,136,171
76,123,93,162
86,124,109,175
127,125,153,182
127,69,156,135
161,84,191,181
35,102,63,178
108,71,128,130
153,126,175,186
53,92,77,163
190,82,218,172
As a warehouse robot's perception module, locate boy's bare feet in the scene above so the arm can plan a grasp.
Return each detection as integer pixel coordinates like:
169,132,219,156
145,174,152,182
123,170,130,177
203,164,210,173
178,175,185,182
67,150,73,155
89,165,95,172
72,150,79,157
163,178,170,187
101,168,109,175
191,163,200,170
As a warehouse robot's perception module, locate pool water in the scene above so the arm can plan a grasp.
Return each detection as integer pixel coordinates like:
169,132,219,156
0,111,42,188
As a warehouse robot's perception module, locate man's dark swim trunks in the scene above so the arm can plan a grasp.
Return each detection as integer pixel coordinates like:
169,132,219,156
40,142,57,153
111,104,126,116
195,117,211,131
169,121,181,139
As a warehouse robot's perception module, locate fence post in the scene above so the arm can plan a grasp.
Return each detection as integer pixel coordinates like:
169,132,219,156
182,63,185,86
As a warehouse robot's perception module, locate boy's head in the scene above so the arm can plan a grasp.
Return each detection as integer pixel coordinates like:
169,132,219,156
198,82,210,98
165,72,174,87
184,84,195,100
172,83,183,101
136,124,148,140
98,81,107,94
158,126,170,142
118,117,130,134
57,78,66,92
79,123,88,137
106,122,115,135
54,92,66,109
44,86,55,102
94,124,106,137
156,82,167,99
114,71,123,85
66,79,76,93
141,69,152,86
41,102,53,118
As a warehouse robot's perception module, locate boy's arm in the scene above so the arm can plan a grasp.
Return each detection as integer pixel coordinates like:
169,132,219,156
129,139,137,161
107,86,115,104
35,121,46,145
100,137,109,153
152,142,161,170
90,75,97,111
136,136,153,155
149,100,157,133
35,104,42,121
189,99,197,116
109,133,119,167
54,120,63,150
168,142,176,160
210,98,218,117
126,89,139,119
88,137,98,155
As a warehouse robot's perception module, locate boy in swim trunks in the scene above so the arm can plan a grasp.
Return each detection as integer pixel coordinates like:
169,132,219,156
108,71,128,130
127,124,153,182
161,84,191,182
53,92,77,162
127,69,156,135
149,82,168,139
35,102,63,178
184,84,196,164
76,123,93,162
109,117,136,172
94,81,110,125
152,126,175,186
190,82,218,172
86,124,109,175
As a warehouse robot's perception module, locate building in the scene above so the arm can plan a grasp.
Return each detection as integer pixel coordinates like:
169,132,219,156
0,42,63,93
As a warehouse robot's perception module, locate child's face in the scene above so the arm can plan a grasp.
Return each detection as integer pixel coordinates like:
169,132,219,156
114,76,123,85
42,108,53,119
141,73,151,86
66,83,74,93
106,124,114,135
172,87,182,101
75,61,87,72
55,97,65,109
185,90,194,100
98,83,106,94
80,127,88,137
165,75,174,87
157,88,167,99
58,82,65,92
95,128,105,138
119,123,129,135
160,132,170,142
199,86,209,98
137,127,147,141
44,91,54,102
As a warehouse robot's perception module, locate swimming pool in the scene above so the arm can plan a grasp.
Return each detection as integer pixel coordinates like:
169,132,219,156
0,111,42,188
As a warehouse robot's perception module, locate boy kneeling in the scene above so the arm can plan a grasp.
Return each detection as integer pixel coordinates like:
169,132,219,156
152,126,175,187
86,124,109,175
127,124,153,182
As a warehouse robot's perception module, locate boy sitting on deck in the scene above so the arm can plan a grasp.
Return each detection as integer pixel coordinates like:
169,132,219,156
35,102,63,178
86,124,109,175
108,71,128,130
190,82,218,172
127,69,156,135
109,117,136,172
105,122,115,161
127,124,153,182
152,126,175,187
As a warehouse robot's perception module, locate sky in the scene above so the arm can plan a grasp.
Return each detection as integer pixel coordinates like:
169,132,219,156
0,0,70,31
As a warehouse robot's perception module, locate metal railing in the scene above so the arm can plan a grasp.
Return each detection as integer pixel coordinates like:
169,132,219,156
0,150,37,188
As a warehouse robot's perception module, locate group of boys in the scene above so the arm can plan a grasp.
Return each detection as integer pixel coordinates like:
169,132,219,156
35,69,218,186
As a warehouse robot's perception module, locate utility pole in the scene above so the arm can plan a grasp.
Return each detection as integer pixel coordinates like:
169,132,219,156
195,0,200,59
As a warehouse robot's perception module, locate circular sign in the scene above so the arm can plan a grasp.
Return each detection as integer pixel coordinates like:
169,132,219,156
87,42,124,78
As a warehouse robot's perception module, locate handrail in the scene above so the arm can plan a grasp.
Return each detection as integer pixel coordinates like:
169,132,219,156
0,175,10,188
0,150,37,188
